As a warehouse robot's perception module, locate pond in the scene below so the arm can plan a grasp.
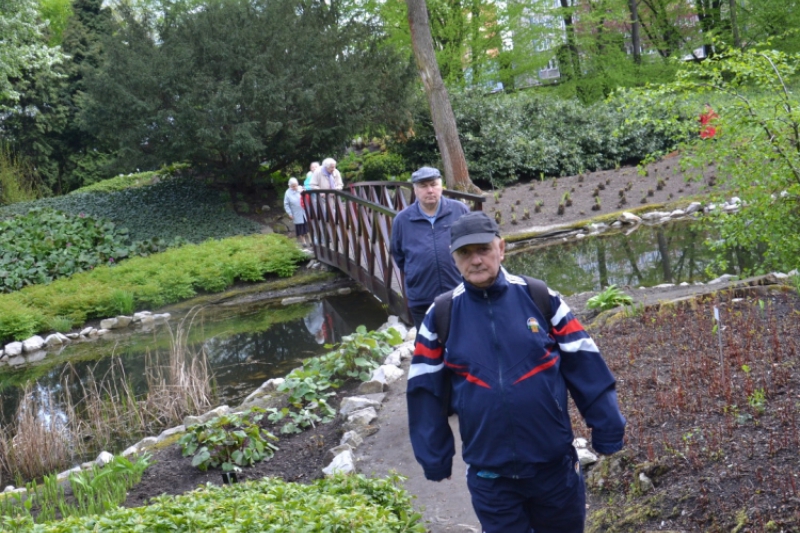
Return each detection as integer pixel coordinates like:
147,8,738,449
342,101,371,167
504,219,759,295
0,291,390,425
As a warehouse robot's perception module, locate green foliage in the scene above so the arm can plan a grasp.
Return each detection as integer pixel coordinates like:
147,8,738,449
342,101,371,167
0,233,305,343
0,208,135,292
0,0,65,105
0,453,150,524
0,145,42,205
641,45,800,274
0,176,263,244
0,473,425,532
747,388,766,415
586,284,634,311
70,171,160,194
180,408,278,472
395,90,691,186
340,148,408,183
81,0,416,180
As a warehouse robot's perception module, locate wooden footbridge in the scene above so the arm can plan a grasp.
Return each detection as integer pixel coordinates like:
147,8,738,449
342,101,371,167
302,182,484,324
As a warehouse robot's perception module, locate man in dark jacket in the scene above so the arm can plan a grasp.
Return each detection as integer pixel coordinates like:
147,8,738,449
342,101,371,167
407,211,626,533
390,166,469,330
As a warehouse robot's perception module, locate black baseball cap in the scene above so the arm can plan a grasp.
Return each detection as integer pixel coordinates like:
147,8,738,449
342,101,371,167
411,166,441,183
450,211,500,252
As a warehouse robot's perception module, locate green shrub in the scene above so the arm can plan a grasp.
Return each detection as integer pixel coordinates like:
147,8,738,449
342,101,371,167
0,474,426,532
393,90,694,186
0,234,306,344
70,171,160,194
0,146,43,205
0,208,135,293
0,176,263,244
586,284,634,311
180,408,279,472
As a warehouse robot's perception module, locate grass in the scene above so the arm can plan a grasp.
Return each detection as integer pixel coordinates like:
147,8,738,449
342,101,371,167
0,233,306,344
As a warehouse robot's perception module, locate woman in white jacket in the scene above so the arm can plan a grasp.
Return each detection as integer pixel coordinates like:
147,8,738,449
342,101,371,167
283,177,309,247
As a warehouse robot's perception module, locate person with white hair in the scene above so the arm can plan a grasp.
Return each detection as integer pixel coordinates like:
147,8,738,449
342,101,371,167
283,177,309,247
308,158,343,190
304,161,320,189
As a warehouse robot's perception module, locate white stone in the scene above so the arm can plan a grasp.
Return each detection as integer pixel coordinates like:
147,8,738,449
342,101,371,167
405,327,417,342
88,328,99,337
723,204,739,213
340,430,364,448
339,396,382,416
185,405,231,427
708,274,738,285
7,355,26,366
772,272,789,280
4,342,23,357
157,425,185,442
121,444,139,457
573,437,588,448
80,327,93,336
346,407,378,427
133,311,152,322
638,472,654,493
728,196,742,207
386,315,401,326
685,202,702,214
134,436,158,450
56,466,81,481
641,211,668,221
575,233,585,239
322,449,355,476
680,282,690,286
376,364,404,384
66,333,80,340
652,283,675,289
100,318,119,330
115,316,133,328
153,313,170,322
242,379,284,404
22,335,45,352
357,380,386,394
383,350,401,367
336,287,351,295
281,296,308,305
789,269,799,277
619,212,642,224
97,329,111,336
95,451,114,466
139,316,156,327
611,221,622,228
576,447,598,467
669,209,685,218
45,334,64,347
3,485,15,492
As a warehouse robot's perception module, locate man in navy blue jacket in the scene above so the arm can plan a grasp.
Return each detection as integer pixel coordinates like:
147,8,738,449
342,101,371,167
390,166,469,331
407,211,626,533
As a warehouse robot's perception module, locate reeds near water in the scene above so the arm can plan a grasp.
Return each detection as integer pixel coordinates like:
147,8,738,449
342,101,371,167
0,308,215,485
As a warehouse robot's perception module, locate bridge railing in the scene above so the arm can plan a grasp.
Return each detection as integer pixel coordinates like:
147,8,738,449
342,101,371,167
302,182,484,324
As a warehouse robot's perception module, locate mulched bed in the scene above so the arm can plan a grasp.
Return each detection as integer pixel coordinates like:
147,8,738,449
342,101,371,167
580,286,800,532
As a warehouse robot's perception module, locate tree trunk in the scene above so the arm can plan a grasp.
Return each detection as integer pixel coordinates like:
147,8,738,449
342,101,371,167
406,0,480,193
729,0,740,49
629,0,641,64
559,0,581,80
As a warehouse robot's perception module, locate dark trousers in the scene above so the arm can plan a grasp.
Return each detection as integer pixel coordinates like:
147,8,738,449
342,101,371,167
409,304,431,332
466,450,586,533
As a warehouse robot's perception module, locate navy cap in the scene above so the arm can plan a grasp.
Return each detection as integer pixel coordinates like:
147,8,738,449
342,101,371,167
411,166,441,183
450,211,500,252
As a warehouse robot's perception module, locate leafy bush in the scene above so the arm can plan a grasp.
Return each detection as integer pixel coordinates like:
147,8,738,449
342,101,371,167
0,176,262,244
586,284,634,311
180,408,279,472
342,150,408,182
0,208,136,293
0,234,306,344
393,90,694,186
0,474,426,532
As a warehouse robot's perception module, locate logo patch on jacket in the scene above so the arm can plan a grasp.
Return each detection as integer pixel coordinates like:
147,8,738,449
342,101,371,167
526,317,540,333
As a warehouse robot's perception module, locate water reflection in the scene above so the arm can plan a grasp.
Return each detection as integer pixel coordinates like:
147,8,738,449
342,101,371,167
0,293,389,425
505,220,758,295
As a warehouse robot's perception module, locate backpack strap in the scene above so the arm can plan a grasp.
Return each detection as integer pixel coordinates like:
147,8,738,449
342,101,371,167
433,289,456,346
521,276,554,327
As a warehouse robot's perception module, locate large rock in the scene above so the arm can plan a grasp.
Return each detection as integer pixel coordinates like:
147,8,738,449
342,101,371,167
344,407,378,430
242,378,284,405
339,396,382,416
322,449,356,476
156,425,185,443
183,405,231,428
22,335,45,352
356,380,386,394
4,342,23,357
371,364,404,385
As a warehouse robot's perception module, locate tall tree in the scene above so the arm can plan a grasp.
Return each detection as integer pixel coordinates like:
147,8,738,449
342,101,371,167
629,0,641,63
0,0,64,106
406,0,478,192
81,0,416,179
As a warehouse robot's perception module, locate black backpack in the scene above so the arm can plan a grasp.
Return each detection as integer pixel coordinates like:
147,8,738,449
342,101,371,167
433,275,554,346
432,276,554,415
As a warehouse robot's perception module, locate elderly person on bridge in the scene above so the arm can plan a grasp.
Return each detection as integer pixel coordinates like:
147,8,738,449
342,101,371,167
390,166,469,331
308,158,343,190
